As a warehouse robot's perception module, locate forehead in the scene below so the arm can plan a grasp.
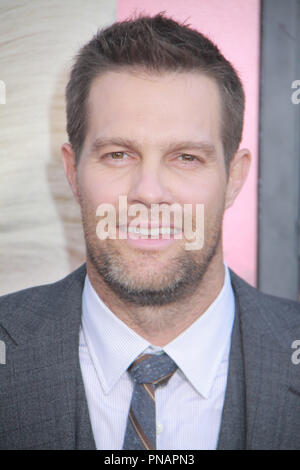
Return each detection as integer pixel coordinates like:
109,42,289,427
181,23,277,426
86,69,222,149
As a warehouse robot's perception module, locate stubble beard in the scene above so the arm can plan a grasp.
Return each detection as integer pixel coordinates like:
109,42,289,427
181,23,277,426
80,200,224,308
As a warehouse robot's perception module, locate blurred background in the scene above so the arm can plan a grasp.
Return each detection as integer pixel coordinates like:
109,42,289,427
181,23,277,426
0,0,299,300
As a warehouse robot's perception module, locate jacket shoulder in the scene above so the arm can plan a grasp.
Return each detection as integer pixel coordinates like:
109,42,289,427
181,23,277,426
229,268,300,336
0,264,86,315
0,264,86,344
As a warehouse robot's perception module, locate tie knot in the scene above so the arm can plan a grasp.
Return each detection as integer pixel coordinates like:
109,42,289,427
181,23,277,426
128,352,177,386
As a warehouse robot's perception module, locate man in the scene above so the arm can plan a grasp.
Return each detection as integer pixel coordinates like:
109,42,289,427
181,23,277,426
0,13,299,450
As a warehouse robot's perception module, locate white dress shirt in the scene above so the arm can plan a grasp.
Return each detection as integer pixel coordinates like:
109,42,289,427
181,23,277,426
79,263,235,450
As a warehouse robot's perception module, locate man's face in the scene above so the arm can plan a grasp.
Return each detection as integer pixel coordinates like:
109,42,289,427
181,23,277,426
67,70,232,306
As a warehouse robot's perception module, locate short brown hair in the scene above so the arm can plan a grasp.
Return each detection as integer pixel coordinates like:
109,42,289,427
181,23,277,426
66,12,245,171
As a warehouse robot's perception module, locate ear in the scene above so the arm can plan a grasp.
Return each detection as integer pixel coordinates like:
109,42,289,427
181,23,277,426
61,143,80,203
225,148,251,209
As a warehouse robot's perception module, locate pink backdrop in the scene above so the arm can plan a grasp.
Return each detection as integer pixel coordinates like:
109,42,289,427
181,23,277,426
117,0,260,286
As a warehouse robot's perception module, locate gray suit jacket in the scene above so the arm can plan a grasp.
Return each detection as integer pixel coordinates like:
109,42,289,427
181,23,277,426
0,264,299,449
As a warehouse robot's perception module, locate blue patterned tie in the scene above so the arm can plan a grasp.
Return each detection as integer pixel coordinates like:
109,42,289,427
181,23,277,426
122,352,177,450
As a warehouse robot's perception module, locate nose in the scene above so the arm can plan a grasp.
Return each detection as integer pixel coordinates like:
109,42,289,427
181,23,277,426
127,162,174,208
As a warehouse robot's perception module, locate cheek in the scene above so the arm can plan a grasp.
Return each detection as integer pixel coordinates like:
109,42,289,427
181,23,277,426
78,169,126,207
175,176,226,226
176,177,222,206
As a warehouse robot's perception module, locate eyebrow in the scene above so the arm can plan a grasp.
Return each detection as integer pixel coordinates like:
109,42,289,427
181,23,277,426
89,137,217,161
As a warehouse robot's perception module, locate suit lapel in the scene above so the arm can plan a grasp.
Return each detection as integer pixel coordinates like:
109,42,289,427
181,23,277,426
74,334,97,450
224,270,300,450
242,328,291,449
55,290,96,450
216,295,246,449
58,265,96,449
239,299,298,449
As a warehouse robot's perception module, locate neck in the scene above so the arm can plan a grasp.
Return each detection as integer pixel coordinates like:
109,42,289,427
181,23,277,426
86,250,225,347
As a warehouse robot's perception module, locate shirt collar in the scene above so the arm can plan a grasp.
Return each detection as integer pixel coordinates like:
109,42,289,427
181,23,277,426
163,264,235,398
81,263,235,398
